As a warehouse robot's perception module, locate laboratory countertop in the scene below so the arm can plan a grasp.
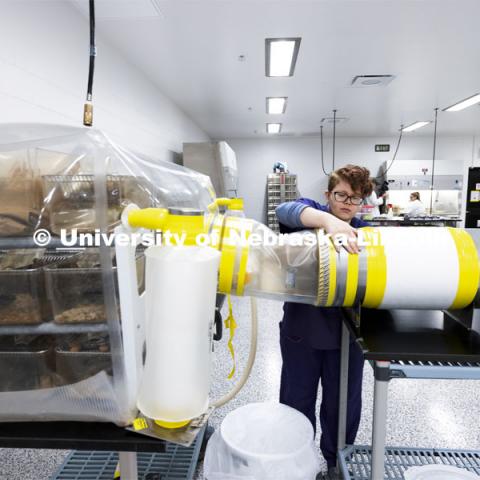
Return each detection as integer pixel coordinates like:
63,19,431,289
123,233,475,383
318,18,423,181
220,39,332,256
362,216,461,226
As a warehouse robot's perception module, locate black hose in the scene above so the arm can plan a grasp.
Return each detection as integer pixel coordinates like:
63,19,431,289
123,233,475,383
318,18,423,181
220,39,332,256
83,0,96,126
320,125,330,176
375,126,404,181
332,109,337,170
87,0,95,100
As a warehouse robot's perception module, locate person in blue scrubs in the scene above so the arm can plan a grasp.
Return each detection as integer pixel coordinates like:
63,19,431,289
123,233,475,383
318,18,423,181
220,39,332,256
276,165,372,479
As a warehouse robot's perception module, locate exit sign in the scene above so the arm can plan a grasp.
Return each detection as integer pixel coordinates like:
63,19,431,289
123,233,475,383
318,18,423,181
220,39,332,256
375,144,390,152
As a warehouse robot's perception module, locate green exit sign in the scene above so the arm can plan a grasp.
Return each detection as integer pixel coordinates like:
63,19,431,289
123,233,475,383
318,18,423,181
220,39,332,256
375,144,390,152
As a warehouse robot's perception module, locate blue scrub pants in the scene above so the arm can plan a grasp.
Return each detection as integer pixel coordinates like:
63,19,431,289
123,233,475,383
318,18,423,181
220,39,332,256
279,325,364,468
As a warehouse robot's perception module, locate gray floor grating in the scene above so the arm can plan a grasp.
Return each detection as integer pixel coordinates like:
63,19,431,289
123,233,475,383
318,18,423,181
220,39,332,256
339,445,480,479
51,429,204,480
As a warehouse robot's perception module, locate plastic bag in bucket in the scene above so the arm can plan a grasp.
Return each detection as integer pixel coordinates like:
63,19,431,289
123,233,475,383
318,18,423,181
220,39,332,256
404,465,480,479
204,402,321,480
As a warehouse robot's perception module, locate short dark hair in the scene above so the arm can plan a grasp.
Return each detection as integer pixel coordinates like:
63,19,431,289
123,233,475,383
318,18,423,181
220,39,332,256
328,165,372,198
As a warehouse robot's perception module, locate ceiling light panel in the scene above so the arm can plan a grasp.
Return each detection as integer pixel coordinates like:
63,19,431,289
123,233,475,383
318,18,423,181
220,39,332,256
402,121,431,132
267,123,282,134
267,97,287,114
265,38,301,77
443,93,480,112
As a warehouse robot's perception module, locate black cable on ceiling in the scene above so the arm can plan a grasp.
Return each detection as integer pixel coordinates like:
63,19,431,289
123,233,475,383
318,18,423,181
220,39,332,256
375,126,404,181
320,125,330,176
430,107,439,214
332,109,337,170
83,0,96,127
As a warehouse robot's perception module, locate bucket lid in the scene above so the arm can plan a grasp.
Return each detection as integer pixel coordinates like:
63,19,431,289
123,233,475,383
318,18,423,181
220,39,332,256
404,465,480,480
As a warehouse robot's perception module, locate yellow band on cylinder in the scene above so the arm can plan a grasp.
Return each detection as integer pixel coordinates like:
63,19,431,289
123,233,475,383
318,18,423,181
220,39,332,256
362,227,387,308
218,240,236,294
326,242,337,306
218,216,252,294
236,221,252,295
343,251,359,307
448,227,480,309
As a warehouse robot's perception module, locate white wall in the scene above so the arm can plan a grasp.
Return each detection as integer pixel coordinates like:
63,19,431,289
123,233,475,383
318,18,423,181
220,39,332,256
227,135,475,222
472,136,480,167
0,2,209,162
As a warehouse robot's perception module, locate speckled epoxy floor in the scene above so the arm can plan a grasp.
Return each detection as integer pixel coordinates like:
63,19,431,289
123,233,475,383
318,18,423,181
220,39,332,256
1,297,479,479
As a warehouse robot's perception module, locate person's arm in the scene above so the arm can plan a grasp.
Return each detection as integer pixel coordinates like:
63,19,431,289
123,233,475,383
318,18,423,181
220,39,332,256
299,207,360,253
275,201,309,229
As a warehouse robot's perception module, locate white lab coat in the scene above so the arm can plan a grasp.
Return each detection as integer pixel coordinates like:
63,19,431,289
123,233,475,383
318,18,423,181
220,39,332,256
406,199,425,216
364,191,384,217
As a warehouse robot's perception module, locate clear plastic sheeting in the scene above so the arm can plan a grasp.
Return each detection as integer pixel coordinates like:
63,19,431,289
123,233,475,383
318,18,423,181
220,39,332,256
204,402,320,480
0,123,216,424
0,124,215,237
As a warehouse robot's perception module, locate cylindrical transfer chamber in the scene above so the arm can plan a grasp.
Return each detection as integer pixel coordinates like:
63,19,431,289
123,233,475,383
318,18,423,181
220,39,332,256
241,224,479,310
127,207,480,311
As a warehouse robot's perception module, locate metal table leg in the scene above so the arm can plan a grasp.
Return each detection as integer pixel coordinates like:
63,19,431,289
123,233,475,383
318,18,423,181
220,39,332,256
337,322,350,465
119,451,138,480
370,361,390,480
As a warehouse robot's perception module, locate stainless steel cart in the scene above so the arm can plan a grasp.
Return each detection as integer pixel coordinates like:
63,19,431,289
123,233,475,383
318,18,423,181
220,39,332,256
336,307,480,479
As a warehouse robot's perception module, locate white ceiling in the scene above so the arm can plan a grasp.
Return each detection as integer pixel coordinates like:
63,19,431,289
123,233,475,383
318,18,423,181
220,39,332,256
73,0,480,139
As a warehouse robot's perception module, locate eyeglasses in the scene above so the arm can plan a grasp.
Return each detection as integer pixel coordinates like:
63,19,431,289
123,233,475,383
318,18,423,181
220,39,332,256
333,191,363,206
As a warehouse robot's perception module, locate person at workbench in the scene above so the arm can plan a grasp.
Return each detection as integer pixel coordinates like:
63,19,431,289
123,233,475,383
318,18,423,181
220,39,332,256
405,191,426,216
275,164,372,479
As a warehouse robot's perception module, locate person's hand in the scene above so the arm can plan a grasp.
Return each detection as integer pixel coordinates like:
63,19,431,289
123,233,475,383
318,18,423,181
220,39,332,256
322,215,360,254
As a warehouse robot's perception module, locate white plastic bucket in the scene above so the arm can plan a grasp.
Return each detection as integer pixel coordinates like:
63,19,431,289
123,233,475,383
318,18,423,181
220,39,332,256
137,246,220,424
204,402,320,480
404,465,480,480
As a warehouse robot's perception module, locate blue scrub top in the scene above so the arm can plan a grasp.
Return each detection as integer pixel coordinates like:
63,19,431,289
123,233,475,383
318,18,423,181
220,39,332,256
276,198,368,350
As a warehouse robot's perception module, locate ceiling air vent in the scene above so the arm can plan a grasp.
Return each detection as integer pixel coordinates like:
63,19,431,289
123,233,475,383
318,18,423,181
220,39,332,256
351,75,395,87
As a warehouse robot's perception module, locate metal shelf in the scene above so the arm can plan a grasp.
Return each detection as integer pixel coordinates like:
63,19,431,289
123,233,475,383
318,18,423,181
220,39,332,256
339,445,480,480
338,312,480,479
51,426,205,480
0,321,109,335
385,359,480,380
266,173,298,235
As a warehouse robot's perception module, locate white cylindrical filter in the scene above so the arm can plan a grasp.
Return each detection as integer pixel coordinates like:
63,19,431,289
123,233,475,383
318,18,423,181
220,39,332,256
380,227,457,308
204,402,320,480
359,227,479,310
136,246,220,424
